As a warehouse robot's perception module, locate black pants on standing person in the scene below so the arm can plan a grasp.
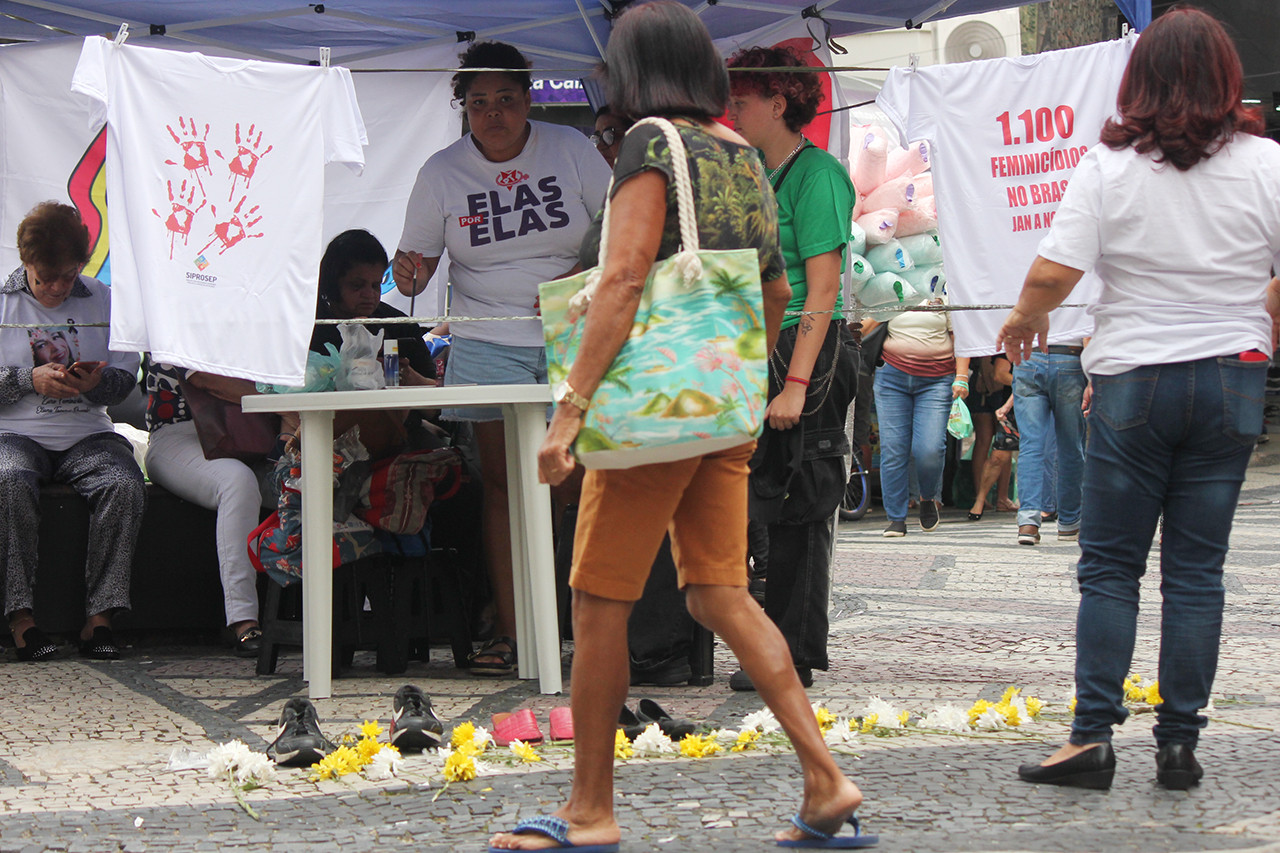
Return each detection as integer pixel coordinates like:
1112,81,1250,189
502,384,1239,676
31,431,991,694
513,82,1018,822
737,322,859,689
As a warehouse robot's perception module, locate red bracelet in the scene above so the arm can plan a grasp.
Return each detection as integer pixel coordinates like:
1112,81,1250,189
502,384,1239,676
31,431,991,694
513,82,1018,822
786,375,810,387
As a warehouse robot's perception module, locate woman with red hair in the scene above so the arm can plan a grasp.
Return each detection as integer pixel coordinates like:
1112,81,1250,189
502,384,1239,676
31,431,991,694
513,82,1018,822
725,45,858,692
1001,7,1280,791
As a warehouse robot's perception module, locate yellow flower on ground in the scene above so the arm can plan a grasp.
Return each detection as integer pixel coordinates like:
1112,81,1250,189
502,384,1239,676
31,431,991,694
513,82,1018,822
357,736,382,763
510,740,542,763
450,722,477,749
311,745,362,781
1069,696,1078,713
679,733,722,758
1026,697,1044,719
443,749,478,782
860,714,878,734
1000,686,1021,704
996,702,1022,727
614,729,634,760
1143,681,1162,705
814,706,837,732
731,729,761,753
967,700,993,726
1123,677,1143,703
360,720,384,740
896,711,910,727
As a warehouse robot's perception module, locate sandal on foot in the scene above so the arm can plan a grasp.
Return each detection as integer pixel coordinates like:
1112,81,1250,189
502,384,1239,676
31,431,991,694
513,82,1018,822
779,814,879,849
488,815,619,853
468,635,516,676
15,627,58,662
233,626,263,658
492,708,543,746
79,626,119,661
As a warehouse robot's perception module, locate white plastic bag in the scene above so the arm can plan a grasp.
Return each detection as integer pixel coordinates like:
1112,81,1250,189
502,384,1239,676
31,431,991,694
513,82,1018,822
336,324,386,391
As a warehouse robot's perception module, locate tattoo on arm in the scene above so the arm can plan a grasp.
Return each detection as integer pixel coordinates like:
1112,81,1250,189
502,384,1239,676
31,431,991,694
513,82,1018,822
799,316,814,335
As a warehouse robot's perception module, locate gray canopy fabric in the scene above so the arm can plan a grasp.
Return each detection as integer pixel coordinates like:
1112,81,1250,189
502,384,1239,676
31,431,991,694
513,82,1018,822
0,1,1150,68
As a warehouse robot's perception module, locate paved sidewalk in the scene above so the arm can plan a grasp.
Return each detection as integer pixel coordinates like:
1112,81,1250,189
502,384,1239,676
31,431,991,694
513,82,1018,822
3,457,1280,852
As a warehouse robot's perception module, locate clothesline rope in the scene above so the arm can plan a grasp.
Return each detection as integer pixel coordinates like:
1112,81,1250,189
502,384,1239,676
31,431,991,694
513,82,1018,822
0,304,1088,331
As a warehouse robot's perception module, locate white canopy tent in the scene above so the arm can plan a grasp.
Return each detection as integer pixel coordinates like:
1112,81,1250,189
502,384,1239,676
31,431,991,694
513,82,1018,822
0,1,1151,68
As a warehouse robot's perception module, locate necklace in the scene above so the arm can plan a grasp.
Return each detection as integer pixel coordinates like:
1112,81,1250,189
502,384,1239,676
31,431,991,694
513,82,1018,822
768,137,806,181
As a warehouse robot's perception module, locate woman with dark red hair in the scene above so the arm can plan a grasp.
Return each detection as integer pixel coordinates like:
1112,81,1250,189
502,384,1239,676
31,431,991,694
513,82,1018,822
1001,7,1280,791
725,45,858,692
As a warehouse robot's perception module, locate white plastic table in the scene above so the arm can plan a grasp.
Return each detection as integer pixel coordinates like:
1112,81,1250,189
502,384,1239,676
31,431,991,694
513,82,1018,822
242,384,559,698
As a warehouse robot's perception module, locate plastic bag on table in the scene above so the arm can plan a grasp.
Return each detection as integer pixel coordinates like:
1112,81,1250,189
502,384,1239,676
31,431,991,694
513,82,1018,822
335,324,386,391
256,344,342,394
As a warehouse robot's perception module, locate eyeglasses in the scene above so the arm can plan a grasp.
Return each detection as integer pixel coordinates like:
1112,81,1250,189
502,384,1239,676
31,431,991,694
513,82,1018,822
590,127,622,148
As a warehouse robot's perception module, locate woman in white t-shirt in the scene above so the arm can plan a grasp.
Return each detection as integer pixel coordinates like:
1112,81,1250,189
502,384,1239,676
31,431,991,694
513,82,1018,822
392,41,611,676
1001,8,1280,792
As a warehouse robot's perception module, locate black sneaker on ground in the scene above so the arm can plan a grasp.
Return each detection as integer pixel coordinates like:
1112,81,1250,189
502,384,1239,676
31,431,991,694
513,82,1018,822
389,685,444,752
883,519,907,538
266,697,336,766
919,500,940,531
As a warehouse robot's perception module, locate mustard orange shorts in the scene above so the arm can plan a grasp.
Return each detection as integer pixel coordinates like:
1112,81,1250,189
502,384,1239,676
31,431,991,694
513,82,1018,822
569,441,754,602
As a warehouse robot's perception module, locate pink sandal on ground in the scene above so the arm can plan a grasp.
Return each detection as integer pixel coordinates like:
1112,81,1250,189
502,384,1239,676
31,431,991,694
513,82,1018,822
548,706,574,742
491,708,543,746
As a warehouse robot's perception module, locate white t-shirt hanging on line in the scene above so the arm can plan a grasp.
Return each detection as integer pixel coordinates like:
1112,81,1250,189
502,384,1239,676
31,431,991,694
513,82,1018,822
71,36,367,385
877,37,1135,358
1038,137,1280,376
398,121,611,347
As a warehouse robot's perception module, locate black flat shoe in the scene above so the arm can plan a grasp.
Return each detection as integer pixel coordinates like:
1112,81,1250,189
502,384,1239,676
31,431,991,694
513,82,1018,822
14,627,58,662
1156,743,1203,790
636,699,695,740
1018,743,1115,790
79,626,120,661
232,626,263,658
618,705,646,740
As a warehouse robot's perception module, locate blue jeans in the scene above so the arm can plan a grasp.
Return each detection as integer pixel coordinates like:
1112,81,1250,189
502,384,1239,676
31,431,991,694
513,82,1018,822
1070,356,1264,747
874,363,952,521
1013,353,1086,530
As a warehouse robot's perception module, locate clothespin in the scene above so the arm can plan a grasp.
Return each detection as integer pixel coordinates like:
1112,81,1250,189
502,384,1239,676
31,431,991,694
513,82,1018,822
113,23,129,46
908,53,919,72
319,47,331,67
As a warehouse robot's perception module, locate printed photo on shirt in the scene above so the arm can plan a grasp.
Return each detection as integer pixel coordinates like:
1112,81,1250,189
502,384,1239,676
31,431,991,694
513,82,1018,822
28,325,79,367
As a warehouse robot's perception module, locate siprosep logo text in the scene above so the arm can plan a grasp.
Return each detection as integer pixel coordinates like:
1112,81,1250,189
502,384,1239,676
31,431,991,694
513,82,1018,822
186,271,218,287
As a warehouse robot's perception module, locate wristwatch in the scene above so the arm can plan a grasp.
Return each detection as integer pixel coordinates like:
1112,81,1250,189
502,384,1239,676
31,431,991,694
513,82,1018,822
553,380,591,412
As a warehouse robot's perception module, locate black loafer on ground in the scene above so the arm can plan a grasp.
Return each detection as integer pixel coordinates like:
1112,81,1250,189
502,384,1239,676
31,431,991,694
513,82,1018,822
79,626,120,661
636,699,695,740
618,705,647,740
15,627,58,662
1156,743,1203,790
1018,742,1115,790
267,697,337,766
389,684,444,752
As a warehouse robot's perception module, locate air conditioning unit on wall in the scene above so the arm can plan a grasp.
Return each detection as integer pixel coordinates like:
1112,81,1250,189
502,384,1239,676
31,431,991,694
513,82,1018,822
934,11,1021,64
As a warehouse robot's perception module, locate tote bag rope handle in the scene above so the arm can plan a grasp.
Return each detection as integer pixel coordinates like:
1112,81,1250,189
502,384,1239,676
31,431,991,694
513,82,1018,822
569,117,703,313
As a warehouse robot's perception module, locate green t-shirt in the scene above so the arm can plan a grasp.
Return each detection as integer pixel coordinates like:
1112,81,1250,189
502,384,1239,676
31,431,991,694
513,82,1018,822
770,142,855,329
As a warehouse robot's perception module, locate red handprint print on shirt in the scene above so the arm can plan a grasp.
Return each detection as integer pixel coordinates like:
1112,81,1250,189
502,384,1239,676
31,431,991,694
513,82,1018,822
152,179,207,260
164,116,213,194
199,195,264,256
214,123,274,201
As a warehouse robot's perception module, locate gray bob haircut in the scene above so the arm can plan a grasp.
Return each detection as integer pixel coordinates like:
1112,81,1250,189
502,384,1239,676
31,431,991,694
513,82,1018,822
604,1,729,121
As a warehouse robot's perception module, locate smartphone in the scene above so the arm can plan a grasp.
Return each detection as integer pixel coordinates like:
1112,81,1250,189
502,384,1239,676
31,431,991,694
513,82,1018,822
67,360,105,377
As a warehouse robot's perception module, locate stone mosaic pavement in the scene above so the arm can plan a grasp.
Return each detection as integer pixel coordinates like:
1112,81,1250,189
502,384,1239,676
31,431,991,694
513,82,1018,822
3,456,1280,852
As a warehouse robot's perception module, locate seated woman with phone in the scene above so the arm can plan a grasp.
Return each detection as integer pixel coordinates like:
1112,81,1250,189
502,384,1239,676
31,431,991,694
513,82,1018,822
1,201,145,662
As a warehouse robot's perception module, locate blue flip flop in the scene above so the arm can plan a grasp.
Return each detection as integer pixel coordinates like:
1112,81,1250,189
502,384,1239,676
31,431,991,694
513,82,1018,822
488,815,620,853
778,814,879,848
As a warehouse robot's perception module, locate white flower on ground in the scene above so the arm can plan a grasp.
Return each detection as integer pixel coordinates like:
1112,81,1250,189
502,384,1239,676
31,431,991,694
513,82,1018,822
632,723,676,755
823,721,857,745
742,709,780,734
205,740,277,787
974,706,1008,730
471,726,494,750
709,728,739,744
365,746,404,781
860,697,904,729
920,705,971,733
